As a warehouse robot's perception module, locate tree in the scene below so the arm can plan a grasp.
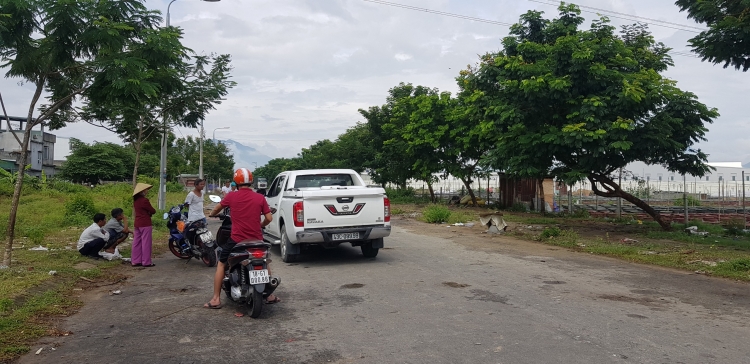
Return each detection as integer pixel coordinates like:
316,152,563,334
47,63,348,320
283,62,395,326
460,4,718,229
334,122,376,174
675,0,750,71
167,136,233,181
58,139,135,184
253,158,303,182
0,0,165,267
359,84,427,189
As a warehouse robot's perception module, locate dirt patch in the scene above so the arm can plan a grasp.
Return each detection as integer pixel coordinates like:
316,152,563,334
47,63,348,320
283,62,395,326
597,294,663,307
340,283,364,289
442,282,470,288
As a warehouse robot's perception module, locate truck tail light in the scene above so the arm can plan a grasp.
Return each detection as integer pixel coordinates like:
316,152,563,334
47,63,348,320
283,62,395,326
293,201,304,227
384,197,391,223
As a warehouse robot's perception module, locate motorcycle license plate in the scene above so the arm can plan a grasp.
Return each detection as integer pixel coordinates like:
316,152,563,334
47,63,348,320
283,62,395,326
332,232,359,241
248,269,270,284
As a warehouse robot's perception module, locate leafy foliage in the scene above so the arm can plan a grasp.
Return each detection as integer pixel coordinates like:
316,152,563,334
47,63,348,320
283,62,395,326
457,4,718,229
675,0,750,71
422,205,452,223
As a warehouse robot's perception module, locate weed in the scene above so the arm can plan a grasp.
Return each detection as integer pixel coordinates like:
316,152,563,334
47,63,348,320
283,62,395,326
540,226,561,239
386,187,430,204
724,218,746,236
391,207,406,215
422,205,452,223
447,211,473,224
507,203,528,212
64,194,97,219
536,228,579,248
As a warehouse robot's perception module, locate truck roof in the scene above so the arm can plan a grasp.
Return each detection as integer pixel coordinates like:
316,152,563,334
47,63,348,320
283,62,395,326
284,169,360,175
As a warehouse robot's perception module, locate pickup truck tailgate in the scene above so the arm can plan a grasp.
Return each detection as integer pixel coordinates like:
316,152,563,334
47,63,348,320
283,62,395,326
300,187,386,228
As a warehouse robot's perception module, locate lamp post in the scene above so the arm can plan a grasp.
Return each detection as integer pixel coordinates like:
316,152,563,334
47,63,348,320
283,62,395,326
199,120,205,179
158,0,221,209
213,126,230,142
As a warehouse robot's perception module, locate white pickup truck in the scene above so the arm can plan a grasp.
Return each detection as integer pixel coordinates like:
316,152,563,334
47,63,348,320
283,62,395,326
262,169,391,262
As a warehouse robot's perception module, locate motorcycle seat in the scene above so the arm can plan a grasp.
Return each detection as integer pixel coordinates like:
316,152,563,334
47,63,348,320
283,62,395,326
233,240,270,250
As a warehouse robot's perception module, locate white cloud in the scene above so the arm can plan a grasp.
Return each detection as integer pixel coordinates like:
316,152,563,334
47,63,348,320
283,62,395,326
2,0,749,164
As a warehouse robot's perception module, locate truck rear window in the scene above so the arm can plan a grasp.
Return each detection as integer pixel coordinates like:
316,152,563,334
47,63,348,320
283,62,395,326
293,174,355,188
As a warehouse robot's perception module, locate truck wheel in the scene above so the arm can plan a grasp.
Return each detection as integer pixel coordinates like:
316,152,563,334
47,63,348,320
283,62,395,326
361,242,379,258
280,228,298,263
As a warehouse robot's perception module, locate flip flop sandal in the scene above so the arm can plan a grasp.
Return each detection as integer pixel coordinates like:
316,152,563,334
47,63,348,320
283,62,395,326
265,296,281,305
204,302,223,309
143,263,156,267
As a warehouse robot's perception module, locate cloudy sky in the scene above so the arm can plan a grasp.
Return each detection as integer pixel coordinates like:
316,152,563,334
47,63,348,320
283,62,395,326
3,0,749,163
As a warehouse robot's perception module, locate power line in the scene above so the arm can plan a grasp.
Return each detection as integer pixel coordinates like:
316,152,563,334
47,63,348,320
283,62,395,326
361,0,514,27
528,0,706,33
361,0,701,59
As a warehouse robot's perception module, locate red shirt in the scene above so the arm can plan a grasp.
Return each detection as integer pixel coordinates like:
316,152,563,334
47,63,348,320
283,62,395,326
221,188,271,242
133,196,156,227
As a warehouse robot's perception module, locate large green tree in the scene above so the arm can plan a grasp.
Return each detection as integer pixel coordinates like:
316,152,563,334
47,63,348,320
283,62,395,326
0,0,165,267
460,4,718,229
675,0,750,71
58,139,135,184
253,157,303,182
167,136,234,181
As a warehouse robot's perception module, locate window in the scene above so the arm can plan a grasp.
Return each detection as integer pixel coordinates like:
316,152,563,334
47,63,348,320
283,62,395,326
43,146,49,161
293,174,355,188
37,151,42,165
705,176,709,181
670,176,674,181
266,175,287,197
732,175,736,181
658,176,662,181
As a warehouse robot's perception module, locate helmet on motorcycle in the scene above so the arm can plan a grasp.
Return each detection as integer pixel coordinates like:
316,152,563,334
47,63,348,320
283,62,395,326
233,168,253,186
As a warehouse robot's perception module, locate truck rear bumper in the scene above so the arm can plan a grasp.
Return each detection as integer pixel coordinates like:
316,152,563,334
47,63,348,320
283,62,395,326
296,225,391,244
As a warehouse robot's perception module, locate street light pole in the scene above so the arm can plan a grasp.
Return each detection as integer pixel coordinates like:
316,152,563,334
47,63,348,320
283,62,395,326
158,0,221,209
213,126,230,142
199,120,204,179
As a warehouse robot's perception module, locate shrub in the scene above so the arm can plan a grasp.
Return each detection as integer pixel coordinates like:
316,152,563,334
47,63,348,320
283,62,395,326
673,195,701,207
540,226,561,239
64,194,97,219
167,181,184,193
717,259,750,273
507,203,528,212
723,218,746,236
48,179,88,194
386,187,429,204
422,205,452,223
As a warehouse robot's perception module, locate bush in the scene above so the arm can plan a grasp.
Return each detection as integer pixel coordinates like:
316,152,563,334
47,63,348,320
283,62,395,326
167,181,184,193
64,194,97,220
724,217,747,236
386,187,429,204
540,226,561,239
422,205,452,223
48,179,88,194
673,195,702,207
507,203,528,212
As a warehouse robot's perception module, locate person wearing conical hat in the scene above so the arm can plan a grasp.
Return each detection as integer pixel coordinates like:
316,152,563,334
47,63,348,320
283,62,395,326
132,183,156,267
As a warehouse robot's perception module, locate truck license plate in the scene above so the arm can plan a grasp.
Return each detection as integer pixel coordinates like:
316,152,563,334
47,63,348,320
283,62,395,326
248,269,270,284
332,232,360,241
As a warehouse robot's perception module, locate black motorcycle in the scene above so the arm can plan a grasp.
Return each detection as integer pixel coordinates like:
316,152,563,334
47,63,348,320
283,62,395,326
165,204,218,267
212,196,280,318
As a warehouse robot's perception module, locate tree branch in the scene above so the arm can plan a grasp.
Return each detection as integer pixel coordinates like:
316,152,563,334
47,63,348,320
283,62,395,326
0,92,23,146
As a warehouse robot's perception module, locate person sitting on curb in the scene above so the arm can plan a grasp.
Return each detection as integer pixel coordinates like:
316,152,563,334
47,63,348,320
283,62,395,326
77,213,110,259
103,208,130,254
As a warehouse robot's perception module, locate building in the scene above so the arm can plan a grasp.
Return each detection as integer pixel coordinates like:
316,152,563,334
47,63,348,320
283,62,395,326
0,117,58,177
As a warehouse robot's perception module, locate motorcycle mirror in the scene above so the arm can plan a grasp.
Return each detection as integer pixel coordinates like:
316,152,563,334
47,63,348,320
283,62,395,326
209,195,222,203
162,212,169,220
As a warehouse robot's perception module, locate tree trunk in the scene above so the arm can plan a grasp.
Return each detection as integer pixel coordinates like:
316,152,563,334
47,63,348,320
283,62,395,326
3,80,43,267
461,178,477,206
589,173,672,231
427,180,435,203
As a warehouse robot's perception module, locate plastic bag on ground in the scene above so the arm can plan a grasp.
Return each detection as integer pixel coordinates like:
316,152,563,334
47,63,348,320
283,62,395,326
99,247,123,261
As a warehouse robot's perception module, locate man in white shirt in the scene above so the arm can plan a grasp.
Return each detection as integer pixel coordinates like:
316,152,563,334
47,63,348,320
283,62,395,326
184,179,207,245
77,213,110,259
221,181,231,196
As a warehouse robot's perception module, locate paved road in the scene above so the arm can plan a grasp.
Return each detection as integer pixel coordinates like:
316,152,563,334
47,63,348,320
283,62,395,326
19,221,750,364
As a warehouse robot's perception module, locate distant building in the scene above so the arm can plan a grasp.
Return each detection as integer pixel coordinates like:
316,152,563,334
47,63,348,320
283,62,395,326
0,117,58,177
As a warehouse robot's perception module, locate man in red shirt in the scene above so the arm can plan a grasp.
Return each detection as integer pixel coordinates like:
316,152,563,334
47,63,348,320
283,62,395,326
204,168,278,309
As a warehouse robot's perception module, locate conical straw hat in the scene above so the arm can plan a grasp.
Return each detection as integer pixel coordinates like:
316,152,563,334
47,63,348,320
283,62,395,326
133,183,153,196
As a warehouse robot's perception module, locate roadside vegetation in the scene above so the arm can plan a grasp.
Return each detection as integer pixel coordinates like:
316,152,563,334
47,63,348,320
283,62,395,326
0,177,185,361
399,202,750,282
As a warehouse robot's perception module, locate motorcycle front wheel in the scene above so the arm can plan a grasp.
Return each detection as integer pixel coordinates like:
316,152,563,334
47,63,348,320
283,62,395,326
168,240,190,259
248,288,263,318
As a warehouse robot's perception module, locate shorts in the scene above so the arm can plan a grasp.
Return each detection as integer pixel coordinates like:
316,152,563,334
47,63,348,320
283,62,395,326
219,238,237,264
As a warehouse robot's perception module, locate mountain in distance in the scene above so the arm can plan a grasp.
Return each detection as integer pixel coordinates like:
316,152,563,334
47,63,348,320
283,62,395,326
220,139,273,170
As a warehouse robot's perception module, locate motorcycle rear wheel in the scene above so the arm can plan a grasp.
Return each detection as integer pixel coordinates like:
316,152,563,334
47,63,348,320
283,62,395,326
168,240,190,259
201,247,217,267
248,288,263,318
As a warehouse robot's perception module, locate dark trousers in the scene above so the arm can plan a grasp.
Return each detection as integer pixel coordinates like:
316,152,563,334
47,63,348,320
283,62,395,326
79,238,107,257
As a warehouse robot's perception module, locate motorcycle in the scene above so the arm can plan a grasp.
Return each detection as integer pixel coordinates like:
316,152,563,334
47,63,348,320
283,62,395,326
209,195,280,318
164,204,218,267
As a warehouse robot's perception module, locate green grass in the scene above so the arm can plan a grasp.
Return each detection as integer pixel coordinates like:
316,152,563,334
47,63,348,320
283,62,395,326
0,180,186,362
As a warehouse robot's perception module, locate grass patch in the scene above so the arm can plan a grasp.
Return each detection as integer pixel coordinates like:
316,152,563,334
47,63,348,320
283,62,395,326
0,180,186,361
422,205,452,223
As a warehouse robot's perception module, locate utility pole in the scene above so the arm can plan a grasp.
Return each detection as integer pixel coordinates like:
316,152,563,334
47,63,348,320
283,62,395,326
617,168,622,219
683,174,688,225
199,120,204,179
